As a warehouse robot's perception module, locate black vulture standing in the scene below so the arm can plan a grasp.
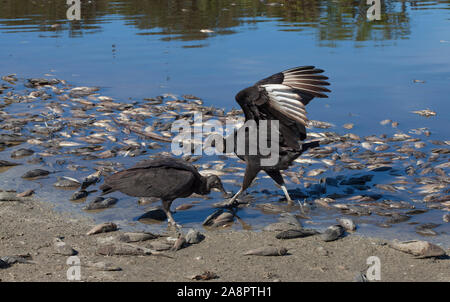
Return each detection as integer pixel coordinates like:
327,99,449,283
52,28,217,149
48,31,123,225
99,156,227,227
223,66,331,206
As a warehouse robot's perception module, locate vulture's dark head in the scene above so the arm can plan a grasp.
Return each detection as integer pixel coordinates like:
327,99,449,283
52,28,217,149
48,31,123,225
205,175,228,197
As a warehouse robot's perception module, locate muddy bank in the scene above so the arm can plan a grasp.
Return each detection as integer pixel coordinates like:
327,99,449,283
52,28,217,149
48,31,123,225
0,198,448,282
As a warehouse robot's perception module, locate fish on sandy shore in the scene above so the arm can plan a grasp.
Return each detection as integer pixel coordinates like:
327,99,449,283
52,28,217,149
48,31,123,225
86,222,118,235
244,246,288,256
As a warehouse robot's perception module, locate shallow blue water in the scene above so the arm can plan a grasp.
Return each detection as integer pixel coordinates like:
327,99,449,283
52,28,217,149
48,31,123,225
0,0,449,246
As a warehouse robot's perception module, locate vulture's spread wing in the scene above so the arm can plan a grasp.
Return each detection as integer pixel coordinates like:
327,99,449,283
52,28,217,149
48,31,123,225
235,66,330,148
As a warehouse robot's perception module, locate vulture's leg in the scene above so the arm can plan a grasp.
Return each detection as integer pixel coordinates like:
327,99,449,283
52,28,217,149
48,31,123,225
162,200,180,229
265,170,293,206
226,162,260,207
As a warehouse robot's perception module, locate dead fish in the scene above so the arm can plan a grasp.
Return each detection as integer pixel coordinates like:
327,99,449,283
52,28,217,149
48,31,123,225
83,197,117,210
443,214,449,223
59,141,83,147
389,240,446,258
314,198,333,209
70,190,88,201
97,243,152,256
337,218,356,231
244,246,288,256
53,238,77,256
191,271,218,280
171,235,187,251
81,170,101,190
83,261,122,271
307,169,326,177
411,109,436,117
0,160,20,167
210,212,234,227
53,176,81,188
21,169,50,179
375,184,397,192
415,228,438,236
309,120,334,129
86,222,118,235
275,229,319,239
321,225,345,242
202,209,224,226
118,232,158,243
386,214,411,224
0,191,33,202
150,240,173,251
16,189,34,198
263,222,302,232
175,203,195,211
11,148,34,158
0,254,33,267
375,145,389,152
69,86,99,97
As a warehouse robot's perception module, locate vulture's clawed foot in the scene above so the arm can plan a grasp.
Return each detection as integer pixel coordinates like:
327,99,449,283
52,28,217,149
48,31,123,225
167,219,182,230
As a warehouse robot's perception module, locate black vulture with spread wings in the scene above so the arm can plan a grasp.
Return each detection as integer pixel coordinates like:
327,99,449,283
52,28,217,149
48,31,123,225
224,66,331,206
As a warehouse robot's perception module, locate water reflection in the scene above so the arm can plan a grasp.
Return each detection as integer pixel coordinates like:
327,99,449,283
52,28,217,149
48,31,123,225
1,0,448,45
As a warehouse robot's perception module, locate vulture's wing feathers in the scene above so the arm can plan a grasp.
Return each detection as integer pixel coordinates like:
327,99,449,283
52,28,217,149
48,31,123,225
235,66,330,148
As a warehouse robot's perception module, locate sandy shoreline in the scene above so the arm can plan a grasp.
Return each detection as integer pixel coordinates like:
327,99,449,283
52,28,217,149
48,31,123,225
0,196,448,282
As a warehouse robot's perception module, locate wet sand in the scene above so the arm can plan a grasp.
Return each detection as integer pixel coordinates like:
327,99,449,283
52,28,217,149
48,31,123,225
1,198,448,282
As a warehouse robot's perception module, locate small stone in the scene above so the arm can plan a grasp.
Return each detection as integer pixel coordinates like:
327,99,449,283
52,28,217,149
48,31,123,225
316,246,329,256
337,218,356,231
53,238,77,256
185,229,204,244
